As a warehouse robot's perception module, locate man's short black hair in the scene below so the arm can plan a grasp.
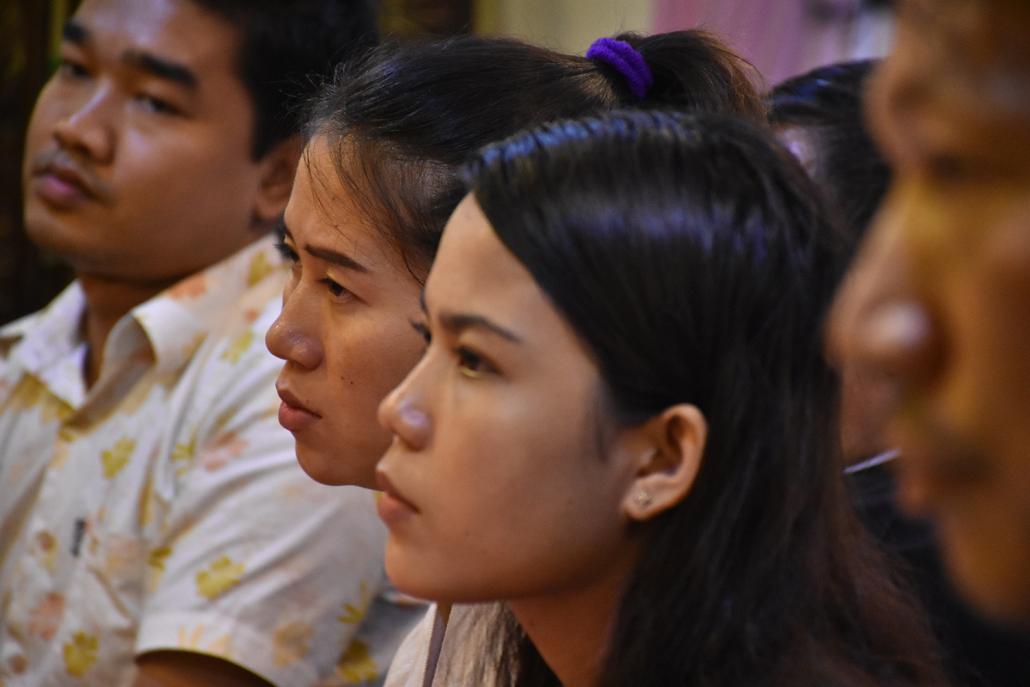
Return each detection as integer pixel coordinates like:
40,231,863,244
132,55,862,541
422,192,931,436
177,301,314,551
191,0,378,159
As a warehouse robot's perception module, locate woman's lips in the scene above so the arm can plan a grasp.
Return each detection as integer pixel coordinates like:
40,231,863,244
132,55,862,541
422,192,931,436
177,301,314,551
376,471,418,527
276,387,321,433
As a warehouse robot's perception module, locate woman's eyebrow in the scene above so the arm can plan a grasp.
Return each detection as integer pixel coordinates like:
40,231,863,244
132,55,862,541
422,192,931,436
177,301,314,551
278,216,369,273
437,310,522,344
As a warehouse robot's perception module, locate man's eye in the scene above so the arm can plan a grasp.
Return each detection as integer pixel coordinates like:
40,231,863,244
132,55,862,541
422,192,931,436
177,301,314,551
135,94,180,116
58,58,90,80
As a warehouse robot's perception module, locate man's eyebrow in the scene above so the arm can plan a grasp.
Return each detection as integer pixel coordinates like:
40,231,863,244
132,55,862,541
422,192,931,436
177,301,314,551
63,20,89,45
122,50,198,90
437,310,522,344
279,217,369,273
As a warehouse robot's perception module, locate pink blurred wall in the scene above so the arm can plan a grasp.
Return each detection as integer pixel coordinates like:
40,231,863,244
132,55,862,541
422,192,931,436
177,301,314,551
653,0,893,87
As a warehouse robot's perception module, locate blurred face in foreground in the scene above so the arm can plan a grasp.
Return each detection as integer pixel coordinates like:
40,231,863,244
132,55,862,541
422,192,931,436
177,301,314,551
829,0,1030,622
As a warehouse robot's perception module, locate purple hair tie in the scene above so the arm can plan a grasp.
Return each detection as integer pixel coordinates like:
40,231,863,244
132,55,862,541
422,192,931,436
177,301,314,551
586,37,654,99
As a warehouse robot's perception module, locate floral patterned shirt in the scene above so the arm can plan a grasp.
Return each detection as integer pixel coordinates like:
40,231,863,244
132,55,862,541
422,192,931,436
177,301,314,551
0,237,422,686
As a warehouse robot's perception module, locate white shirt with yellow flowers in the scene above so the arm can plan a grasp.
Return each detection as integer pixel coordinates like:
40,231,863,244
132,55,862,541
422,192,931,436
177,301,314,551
0,236,422,686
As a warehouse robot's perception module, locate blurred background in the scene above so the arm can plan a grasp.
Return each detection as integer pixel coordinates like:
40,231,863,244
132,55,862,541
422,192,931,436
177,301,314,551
0,0,893,325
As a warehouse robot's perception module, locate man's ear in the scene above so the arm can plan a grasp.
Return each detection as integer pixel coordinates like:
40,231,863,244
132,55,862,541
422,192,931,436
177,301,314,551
252,135,304,227
621,404,707,522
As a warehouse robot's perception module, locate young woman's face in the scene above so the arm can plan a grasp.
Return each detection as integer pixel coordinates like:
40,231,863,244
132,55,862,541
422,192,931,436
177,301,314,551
265,135,426,488
376,195,645,603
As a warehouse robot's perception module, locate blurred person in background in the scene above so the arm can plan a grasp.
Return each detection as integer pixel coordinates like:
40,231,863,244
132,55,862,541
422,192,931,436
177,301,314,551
829,0,1030,635
0,1,422,685
772,59,1030,686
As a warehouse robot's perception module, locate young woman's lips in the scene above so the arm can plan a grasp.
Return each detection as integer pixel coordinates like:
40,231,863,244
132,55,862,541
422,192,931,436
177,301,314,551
375,471,418,527
276,387,321,433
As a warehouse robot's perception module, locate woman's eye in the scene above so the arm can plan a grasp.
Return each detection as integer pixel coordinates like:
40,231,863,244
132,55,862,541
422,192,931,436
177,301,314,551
275,237,299,263
456,347,493,379
319,278,350,299
410,320,432,344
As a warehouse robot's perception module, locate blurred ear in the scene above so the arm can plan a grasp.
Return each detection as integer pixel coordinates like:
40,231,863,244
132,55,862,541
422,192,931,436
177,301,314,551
252,135,304,227
621,404,707,522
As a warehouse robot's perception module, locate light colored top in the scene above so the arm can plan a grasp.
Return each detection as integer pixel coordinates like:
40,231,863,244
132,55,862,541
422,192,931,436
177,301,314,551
0,237,422,686
383,604,497,687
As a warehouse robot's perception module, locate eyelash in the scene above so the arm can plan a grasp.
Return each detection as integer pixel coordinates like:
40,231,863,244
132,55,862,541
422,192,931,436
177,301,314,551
455,347,494,379
277,235,351,299
58,57,90,80
409,320,497,379
410,320,431,344
275,235,298,262
134,94,180,116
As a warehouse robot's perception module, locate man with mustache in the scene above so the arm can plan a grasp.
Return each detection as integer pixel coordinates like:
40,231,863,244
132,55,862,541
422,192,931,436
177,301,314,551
0,1,417,685
830,0,1030,630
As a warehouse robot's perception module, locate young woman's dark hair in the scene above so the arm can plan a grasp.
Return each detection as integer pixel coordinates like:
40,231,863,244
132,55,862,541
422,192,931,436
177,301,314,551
769,60,888,254
304,31,764,280
191,0,378,158
458,110,945,687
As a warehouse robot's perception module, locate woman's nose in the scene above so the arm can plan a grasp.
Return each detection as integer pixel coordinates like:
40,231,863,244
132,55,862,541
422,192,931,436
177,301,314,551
265,296,323,370
378,374,431,451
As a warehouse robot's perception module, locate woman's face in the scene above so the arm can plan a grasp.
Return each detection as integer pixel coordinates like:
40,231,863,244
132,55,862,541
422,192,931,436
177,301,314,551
265,135,426,488
376,195,646,603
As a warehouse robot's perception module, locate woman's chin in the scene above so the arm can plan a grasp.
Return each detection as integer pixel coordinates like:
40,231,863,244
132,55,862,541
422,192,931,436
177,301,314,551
295,444,377,489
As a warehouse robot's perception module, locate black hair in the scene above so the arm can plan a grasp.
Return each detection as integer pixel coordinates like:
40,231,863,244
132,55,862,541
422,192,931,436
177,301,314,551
189,0,378,159
769,60,888,253
462,110,945,687
305,31,764,281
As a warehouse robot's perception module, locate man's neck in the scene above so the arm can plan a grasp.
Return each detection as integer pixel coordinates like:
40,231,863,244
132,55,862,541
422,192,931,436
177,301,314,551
78,274,173,388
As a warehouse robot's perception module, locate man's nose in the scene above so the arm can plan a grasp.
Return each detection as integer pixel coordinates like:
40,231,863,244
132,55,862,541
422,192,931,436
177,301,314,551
52,84,117,164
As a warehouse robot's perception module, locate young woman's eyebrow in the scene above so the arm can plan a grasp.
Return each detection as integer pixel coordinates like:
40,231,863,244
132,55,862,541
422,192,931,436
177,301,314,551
437,310,522,344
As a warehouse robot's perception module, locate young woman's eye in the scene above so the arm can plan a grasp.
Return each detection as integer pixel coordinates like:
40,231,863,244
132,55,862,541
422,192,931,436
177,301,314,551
410,320,432,345
275,236,299,263
456,346,495,379
319,277,350,299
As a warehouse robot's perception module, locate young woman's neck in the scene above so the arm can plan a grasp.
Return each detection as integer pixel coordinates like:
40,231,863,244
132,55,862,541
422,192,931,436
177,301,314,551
506,552,637,687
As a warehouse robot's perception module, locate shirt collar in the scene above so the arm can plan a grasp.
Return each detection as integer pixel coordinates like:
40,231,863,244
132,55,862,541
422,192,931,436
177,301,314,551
1,236,286,399
132,235,286,377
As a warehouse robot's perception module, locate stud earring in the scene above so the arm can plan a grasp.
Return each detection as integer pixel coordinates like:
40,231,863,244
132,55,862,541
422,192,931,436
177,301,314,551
634,489,653,509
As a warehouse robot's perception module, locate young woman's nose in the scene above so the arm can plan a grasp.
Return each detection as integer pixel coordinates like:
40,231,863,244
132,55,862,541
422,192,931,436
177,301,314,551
378,372,431,451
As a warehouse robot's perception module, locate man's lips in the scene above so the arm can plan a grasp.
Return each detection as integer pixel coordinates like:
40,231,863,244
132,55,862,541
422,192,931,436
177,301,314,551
29,149,110,207
376,470,419,526
276,386,321,433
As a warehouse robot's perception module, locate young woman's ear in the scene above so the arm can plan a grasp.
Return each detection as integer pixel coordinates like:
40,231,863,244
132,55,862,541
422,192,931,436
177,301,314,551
252,135,304,227
622,404,707,522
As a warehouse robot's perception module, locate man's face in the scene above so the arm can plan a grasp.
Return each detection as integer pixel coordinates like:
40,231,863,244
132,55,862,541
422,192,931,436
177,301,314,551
22,0,271,285
829,2,1030,622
